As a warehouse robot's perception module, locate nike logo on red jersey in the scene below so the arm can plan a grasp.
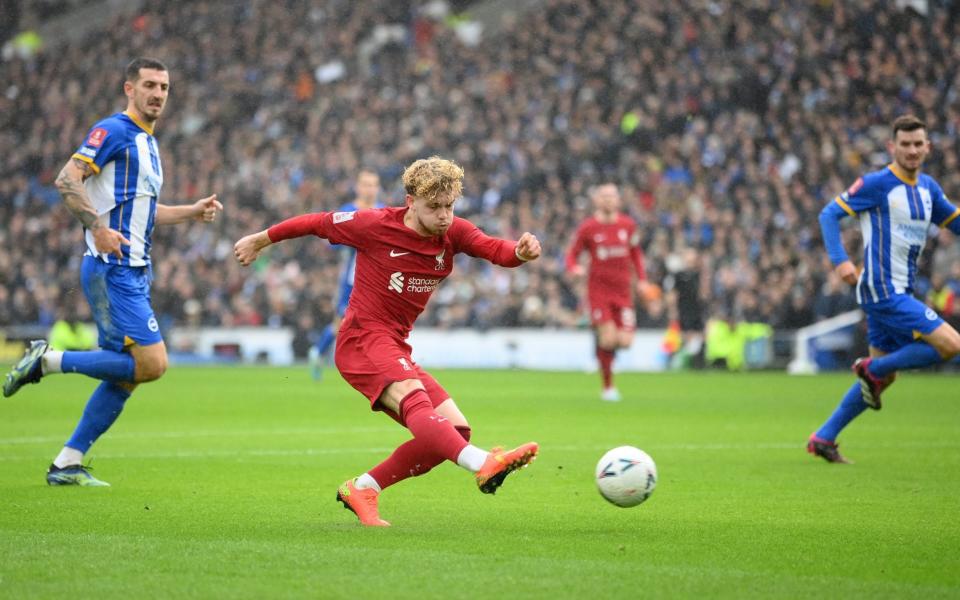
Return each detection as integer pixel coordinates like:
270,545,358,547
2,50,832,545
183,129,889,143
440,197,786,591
390,250,410,257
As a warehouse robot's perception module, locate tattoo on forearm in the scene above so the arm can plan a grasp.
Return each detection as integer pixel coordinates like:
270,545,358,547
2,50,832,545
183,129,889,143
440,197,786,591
56,161,102,230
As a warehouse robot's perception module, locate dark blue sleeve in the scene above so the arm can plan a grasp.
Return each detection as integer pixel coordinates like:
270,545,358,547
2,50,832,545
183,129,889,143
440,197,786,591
819,202,850,265
947,213,960,235
929,180,960,234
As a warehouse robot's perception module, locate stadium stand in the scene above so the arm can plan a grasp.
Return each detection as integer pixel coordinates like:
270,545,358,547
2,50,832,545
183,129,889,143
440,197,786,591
2,0,959,364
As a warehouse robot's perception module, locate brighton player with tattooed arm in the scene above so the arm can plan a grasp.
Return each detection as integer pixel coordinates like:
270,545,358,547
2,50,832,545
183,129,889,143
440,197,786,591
234,157,541,526
2,58,222,486
566,183,651,401
808,115,960,463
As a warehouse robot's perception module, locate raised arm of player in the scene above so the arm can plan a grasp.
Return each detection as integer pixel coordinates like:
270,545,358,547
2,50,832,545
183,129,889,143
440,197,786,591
55,157,130,259
234,211,371,267
452,219,540,266
155,194,223,225
233,213,319,267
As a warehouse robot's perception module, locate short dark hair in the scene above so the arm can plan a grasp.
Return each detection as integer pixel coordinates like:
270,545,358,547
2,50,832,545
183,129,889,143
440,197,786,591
892,115,926,138
125,58,168,82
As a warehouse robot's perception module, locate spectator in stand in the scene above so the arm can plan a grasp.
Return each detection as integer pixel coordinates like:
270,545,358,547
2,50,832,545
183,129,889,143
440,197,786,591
814,271,859,322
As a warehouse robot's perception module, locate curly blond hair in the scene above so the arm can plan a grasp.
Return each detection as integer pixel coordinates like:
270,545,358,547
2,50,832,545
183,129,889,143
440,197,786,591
402,156,464,202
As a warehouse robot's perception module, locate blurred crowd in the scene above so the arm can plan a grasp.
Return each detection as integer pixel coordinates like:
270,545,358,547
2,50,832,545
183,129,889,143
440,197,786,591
3,0,960,352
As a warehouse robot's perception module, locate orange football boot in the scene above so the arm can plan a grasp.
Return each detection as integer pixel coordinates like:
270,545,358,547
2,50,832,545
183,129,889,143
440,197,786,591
336,479,390,526
475,442,539,494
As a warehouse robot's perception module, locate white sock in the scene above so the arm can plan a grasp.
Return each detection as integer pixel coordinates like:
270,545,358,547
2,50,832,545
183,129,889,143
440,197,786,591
41,351,63,375
53,447,84,469
353,473,381,493
456,444,489,473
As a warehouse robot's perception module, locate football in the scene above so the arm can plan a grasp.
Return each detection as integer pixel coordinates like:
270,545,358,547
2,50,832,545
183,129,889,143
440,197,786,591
595,446,658,507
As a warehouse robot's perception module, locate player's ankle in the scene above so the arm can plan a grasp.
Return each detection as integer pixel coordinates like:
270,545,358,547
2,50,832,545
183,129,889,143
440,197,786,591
456,445,488,472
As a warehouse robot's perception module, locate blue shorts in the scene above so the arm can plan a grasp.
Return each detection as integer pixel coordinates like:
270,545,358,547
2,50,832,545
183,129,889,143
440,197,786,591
863,294,944,353
335,284,353,317
81,255,163,352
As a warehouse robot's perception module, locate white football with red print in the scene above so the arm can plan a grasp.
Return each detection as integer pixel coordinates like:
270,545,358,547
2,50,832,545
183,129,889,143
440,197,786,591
595,446,657,508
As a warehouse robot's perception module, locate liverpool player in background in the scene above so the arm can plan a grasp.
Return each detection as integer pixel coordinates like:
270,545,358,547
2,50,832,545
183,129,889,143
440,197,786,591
566,183,651,401
234,157,541,526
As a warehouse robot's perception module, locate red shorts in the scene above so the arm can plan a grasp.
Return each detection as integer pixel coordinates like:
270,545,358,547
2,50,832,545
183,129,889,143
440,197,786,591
588,296,636,330
334,325,451,420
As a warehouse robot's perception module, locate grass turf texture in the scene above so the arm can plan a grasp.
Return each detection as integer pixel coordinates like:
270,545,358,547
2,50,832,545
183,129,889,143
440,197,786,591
0,368,958,599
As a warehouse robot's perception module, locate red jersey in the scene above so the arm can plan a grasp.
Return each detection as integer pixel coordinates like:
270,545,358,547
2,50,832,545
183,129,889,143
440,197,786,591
268,207,523,339
565,214,646,302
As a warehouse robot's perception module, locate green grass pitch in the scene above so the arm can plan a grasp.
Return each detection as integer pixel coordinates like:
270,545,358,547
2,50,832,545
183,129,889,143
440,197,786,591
1,367,958,599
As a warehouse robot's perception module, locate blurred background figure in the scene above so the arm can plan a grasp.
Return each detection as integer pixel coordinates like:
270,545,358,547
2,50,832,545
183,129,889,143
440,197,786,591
566,183,650,401
308,169,384,380
663,247,706,369
48,314,96,352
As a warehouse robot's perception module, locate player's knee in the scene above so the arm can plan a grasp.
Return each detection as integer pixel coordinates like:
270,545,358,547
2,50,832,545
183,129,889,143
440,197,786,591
597,334,617,351
135,356,168,382
942,338,960,359
391,380,429,415
455,425,472,442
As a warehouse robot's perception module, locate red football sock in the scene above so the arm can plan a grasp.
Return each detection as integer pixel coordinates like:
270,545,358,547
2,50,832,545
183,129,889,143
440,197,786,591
398,389,471,463
369,426,471,491
597,348,615,388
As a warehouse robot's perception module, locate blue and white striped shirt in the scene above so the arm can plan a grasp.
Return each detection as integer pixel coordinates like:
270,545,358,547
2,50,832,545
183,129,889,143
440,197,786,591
825,163,960,305
72,111,163,267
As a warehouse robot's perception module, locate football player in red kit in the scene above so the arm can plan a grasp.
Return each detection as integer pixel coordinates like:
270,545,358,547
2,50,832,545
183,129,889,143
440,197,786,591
234,157,541,526
566,183,651,401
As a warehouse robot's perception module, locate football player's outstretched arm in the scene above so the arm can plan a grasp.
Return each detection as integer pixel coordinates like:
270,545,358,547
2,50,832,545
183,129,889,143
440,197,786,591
55,157,130,258
514,231,542,262
455,220,541,266
156,194,222,225
234,229,273,267
234,212,367,267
